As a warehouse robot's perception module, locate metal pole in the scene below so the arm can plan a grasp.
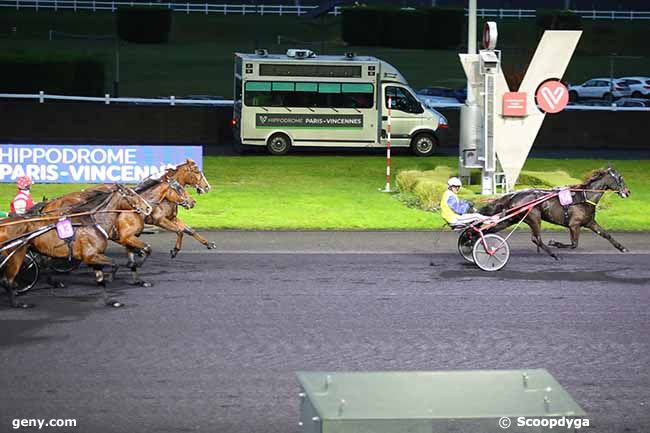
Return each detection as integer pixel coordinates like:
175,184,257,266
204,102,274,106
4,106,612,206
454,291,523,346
468,0,477,56
459,0,478,185
113,37,120,97
382,97,393,193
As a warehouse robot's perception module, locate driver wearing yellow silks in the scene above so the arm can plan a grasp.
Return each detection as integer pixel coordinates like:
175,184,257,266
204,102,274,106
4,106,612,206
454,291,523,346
440,177,486,225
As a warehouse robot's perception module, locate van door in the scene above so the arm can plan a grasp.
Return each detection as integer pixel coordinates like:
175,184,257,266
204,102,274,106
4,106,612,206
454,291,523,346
380,84,425,147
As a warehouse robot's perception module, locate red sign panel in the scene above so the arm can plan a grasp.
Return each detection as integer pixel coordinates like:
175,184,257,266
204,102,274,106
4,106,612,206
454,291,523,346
502,92,527,117
536,80,569,114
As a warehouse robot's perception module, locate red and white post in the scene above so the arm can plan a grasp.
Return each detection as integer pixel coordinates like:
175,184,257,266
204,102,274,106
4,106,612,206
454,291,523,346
382,96,392,192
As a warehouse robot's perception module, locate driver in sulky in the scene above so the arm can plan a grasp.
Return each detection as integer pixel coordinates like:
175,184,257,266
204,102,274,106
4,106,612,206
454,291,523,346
439,177,487,225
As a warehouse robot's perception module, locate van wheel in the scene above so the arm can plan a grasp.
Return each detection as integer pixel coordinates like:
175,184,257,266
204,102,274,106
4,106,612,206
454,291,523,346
603,92,613,103
266,133,291,155
410,133,437,157
632,91,642,98
569,90,578,102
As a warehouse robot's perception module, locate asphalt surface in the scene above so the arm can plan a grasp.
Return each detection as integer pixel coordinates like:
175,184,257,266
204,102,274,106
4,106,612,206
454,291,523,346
1,231,649,433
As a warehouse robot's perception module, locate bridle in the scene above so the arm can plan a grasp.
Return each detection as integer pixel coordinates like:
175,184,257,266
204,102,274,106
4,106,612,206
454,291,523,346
115,184,153,216
165,179,195,209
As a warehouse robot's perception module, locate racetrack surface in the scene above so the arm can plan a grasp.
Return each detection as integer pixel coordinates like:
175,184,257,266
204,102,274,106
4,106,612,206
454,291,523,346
1,231,649,433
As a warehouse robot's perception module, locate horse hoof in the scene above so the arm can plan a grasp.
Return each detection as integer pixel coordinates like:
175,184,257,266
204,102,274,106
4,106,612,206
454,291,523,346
621,247,629,253
139,281,153,288
207,242,217,250
106,300,124,308
170,249,179,259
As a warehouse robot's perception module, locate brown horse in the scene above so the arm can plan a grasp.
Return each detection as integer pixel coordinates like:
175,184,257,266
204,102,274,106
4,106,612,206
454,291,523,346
136,159,215,258
40,179,195,286
1,185,151,308
478,167,631,259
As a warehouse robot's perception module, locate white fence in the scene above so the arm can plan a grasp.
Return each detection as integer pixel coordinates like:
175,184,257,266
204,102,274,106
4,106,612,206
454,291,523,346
0,92,233,106
2,92,649,111
0,1,649,20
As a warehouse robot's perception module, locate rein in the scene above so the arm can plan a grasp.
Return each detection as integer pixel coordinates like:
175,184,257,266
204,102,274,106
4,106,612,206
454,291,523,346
0,209,139,228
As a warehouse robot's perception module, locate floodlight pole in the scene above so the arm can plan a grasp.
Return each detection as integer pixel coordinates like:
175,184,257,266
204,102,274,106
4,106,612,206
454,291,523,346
458,0,478,185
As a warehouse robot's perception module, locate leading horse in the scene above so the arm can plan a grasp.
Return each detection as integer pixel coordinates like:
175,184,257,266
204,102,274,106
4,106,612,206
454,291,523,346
478,166,631,259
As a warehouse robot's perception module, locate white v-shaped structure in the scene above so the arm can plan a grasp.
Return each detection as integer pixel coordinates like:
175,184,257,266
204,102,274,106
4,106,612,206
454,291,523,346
460,31,582,190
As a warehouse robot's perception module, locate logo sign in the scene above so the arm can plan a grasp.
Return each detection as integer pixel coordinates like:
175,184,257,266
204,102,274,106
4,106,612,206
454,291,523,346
502,92,527,117
256,114,363,128
0,145,202,184
535,80,569,113
483,21,498,50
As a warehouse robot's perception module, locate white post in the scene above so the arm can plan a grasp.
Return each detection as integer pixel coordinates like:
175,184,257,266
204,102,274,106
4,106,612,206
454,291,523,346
170,95,175,106
382,96,393,193
204,2,207,14
39,91,44,103
105,94,110,104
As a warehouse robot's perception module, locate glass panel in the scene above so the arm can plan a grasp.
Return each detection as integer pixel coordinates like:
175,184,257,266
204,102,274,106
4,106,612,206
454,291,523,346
319,83,341,93
342,83,374,93
272,82,294,91
245,81,271,91
296,82,318,92
259,64,362,78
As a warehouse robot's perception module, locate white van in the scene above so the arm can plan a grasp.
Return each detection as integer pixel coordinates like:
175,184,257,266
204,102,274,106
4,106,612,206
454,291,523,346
233,49,448,156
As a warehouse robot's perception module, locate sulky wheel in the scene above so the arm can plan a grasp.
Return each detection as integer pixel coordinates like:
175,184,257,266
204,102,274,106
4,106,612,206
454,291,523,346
15,251,40,294
457,228,477,263
472,233,510,272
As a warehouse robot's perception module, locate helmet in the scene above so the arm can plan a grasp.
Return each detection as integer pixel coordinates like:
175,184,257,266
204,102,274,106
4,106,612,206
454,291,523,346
447,177,462,187
16,176,33,190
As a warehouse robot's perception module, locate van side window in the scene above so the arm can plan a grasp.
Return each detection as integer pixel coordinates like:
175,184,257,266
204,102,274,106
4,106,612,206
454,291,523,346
385,86,423,114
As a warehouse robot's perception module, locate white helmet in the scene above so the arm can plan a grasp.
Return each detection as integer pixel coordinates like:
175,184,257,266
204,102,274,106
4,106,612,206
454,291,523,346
447,177,462,187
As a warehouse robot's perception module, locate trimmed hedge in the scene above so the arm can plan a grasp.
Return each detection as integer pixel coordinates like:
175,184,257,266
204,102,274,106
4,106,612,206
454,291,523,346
116,7,172,44
0,55,105,95
342,7,464,50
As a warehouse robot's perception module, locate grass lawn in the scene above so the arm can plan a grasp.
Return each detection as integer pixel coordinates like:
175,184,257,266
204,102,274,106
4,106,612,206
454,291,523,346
0,156,648,231
2,11,649,97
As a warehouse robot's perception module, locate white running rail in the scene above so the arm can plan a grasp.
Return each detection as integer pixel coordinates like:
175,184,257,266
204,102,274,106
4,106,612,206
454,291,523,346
0,2,648,20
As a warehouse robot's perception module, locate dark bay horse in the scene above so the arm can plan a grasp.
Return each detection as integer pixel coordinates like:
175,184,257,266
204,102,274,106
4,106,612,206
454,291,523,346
1,185,151,308
478,167,631,259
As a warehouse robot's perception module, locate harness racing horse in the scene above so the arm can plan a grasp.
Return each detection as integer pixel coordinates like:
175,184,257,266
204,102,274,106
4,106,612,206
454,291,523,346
135,159,216,258
40,179,195,287
0,185,151,308
478,166,631,259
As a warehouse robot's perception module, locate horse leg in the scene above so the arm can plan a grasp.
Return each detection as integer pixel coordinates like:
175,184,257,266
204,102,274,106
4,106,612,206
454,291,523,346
548,224,581,249
120,237,153,287
526,216,559,260
3,247,34,309
586,221,628,252
86,254,123,308
173,218,217,250
153,217,189,258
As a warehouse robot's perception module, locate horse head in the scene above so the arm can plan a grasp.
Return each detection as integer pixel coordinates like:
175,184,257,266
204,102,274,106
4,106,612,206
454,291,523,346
174,159,211,194
587,167,630,199
166,179,196,210
602,167,630,198
115,184,153,216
